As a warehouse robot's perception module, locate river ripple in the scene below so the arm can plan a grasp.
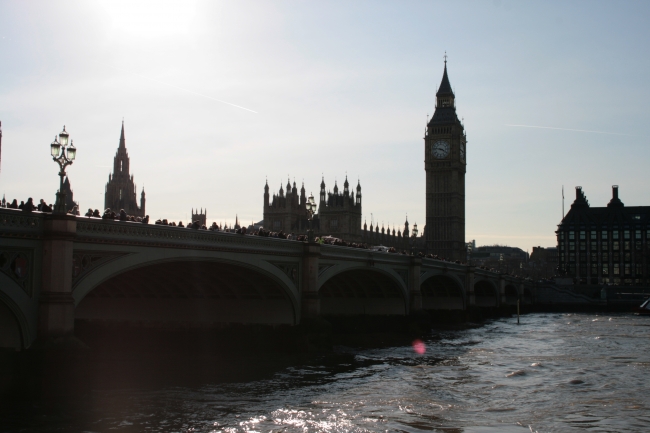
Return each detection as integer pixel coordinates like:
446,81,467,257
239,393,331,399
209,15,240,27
8,313,650,432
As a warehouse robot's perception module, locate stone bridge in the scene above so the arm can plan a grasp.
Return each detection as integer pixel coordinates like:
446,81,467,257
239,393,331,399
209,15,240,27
0,209,534,349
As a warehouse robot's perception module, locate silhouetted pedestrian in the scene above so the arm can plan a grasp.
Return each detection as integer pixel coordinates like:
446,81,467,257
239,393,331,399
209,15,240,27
23,198,36,212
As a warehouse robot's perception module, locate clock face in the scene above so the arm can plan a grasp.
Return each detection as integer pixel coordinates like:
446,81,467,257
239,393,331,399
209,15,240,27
431,140,450,159
460,141,466,161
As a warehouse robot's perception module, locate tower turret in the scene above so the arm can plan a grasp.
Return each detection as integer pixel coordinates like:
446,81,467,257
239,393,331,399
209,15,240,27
105,120,145,217
320,177,326,204
356,180,362,205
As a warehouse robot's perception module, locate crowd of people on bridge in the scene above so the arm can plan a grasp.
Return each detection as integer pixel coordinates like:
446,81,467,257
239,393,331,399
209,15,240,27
1,196,60,213
1,200,481,267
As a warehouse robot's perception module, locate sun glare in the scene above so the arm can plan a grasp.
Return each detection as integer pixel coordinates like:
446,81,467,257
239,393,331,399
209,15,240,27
99,0,198,42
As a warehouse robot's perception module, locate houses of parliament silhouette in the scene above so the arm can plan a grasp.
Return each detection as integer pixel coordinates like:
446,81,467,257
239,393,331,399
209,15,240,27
95,60,467,259
264,58,467,259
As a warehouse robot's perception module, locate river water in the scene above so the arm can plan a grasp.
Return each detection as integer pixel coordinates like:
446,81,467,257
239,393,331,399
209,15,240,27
7,313,650,432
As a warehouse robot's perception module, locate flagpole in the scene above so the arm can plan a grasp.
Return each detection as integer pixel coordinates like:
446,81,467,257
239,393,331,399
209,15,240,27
562,185,564,219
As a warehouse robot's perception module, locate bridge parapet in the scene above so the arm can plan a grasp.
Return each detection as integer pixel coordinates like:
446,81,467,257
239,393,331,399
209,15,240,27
74,217,304,255
0,208,45,238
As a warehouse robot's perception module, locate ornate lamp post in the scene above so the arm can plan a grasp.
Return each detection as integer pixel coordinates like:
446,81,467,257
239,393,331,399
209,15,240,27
306,193,317,243
50,126,77,214
411,223,419,255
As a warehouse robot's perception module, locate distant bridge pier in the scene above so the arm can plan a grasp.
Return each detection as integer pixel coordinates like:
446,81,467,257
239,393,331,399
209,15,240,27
301,243,321,319
408,257,422,312
39,214,77,340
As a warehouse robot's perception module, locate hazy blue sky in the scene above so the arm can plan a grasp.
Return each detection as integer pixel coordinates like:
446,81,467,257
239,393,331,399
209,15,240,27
1,0,649,251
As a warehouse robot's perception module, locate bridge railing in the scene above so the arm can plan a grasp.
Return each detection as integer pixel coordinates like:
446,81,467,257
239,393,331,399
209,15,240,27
74,216,305,254
319,243,412,265
0,208,45,237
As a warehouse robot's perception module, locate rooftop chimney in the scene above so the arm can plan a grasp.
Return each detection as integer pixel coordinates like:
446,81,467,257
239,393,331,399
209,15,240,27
607,184,624,208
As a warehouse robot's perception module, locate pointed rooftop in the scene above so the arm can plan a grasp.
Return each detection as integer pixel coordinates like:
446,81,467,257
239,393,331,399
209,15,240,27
119,120,126,149
436,56,454,97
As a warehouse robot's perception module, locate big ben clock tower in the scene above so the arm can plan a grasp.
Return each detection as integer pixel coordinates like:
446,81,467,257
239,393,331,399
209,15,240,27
424,57,466,260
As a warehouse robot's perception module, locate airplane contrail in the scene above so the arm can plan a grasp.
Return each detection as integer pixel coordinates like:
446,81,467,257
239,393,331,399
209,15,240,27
505,124,640,137
110,66,258,114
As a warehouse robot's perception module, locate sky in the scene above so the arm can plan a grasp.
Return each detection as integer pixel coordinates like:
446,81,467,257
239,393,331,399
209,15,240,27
1,0,649,251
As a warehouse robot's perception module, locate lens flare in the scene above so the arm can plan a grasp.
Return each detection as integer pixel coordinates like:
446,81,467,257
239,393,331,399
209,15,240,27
412,339,426,355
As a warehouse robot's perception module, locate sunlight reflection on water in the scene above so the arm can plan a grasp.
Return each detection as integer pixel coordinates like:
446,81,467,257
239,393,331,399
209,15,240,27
10,313,650,432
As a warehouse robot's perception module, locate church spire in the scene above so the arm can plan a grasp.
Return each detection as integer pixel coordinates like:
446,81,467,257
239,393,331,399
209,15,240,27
119,120,126,149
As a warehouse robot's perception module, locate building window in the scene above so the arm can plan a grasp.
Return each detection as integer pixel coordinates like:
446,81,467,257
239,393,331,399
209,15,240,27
591,263,598,274
636,241,642,251
559,232,565,241
330,219,338,229
636,264,643,275
591,230,597,240
602,241,608,251
569,252,575,261
613,231,619,240
613,264,620,275
613,241,619,251
569,232,575,240
636,230,642,240
569,242,575,251
624,230,630,240
591,243,597,251
580,243,586,251
273,220,281,229
624,241,630,251
591,253,597,262
602,231,608,240
625,264,631,275
120,160,123,172
119,189,122,199
613,252,620,262
602,252,608,261
580,231,586,240
625,252,631,261
602,265,609,275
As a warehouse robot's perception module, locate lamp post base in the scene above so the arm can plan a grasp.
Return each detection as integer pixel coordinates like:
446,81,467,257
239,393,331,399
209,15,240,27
53,191,68,214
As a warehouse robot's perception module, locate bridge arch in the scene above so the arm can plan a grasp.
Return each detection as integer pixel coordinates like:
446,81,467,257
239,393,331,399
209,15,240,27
0,273,33,349
420,273,465,310
474,279,499,307
318,266,408,316
73,255,300,326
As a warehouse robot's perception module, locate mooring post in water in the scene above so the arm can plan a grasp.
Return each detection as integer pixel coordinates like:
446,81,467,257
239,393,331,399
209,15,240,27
517,299,520,325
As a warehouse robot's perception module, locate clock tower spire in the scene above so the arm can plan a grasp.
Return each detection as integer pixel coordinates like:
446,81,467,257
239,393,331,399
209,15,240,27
424,56,466,260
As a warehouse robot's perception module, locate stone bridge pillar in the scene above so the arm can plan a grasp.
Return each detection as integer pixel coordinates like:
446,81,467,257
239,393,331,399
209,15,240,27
39,214,76,339
301,243,321,319
498,276,506,307
408,257,422,313
466,267,476,308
